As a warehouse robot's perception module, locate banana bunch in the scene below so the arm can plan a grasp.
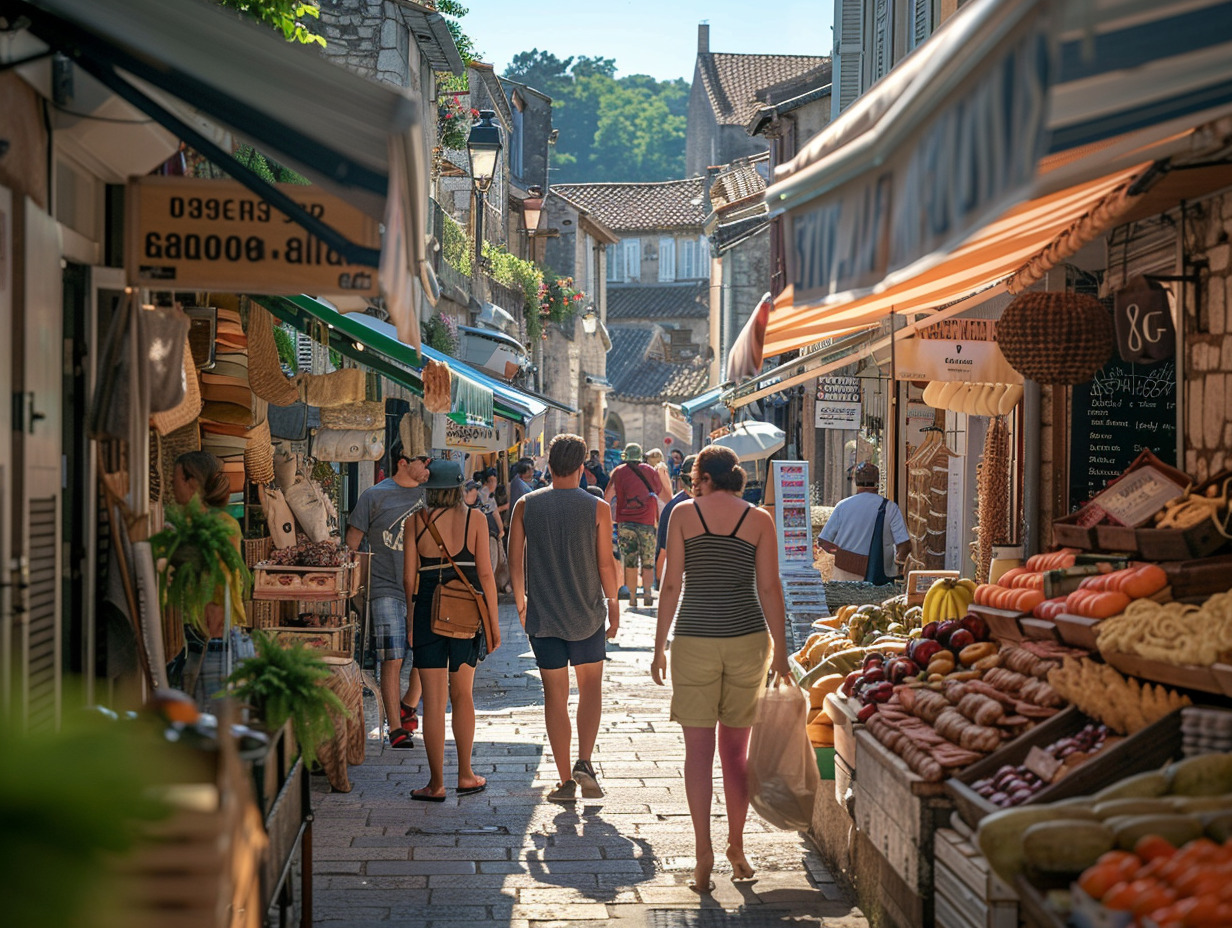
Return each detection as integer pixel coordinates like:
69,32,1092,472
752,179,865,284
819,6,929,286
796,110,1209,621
921,381,1024,417
922,577,977,624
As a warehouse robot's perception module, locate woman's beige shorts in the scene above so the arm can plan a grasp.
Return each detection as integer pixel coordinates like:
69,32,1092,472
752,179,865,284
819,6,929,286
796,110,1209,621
669,631,771,728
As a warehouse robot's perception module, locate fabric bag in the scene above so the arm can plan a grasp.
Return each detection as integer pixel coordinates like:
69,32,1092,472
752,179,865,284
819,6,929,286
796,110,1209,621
259,485,297,548
311,428,384,462
320,401,385,430
268,402,320,441
866,498,892,584
748,676,820,830
296,368,365,407
419,511,487,640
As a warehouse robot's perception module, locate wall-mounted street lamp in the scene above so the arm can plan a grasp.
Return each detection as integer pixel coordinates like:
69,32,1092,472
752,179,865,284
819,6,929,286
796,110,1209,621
466,109,502,267
522,185,543,234
581,304,598,335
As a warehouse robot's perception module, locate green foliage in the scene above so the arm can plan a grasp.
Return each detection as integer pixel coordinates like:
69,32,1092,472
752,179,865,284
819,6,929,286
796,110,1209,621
273,324,298,373
503,50,689,182
225,630,347,769
483,242,545,341
537,270,586,324
440,211,473,277
0,707,175,928
423,312,460,356
437,0,479,65
149,497,253,634
234,144,309,185
216,0,325,46
438,94,478,151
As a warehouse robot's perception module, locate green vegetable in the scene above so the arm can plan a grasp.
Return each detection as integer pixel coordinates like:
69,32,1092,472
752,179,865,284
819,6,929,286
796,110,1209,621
1022,821,1115,875
1166,754,1232,797
149,496,252,634
225,630,347,769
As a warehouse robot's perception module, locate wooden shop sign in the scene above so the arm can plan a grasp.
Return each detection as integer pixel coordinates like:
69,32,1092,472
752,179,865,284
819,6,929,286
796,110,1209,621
126,176,380,295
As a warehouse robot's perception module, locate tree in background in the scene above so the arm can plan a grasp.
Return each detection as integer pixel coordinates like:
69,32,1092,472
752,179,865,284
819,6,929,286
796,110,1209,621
504,50,688,182
216,0,325,45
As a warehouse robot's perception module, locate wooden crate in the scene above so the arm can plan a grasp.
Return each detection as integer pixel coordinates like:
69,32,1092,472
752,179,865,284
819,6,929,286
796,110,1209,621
252,562,358,601
853,728,953,921
968,604,1026,644
824,691,859,769
246,598,286,629
268,624,353,653
934,828,1017,928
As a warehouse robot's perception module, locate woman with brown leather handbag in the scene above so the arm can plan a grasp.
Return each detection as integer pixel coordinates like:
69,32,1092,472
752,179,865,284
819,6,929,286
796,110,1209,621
403,459,500,801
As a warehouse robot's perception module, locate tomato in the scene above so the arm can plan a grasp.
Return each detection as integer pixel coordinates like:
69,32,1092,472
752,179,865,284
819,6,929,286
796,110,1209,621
1079,863,1130,900
1103,879,1159,911
1184,895,1232,927
1131,883,1177,918
1136,834,1178,862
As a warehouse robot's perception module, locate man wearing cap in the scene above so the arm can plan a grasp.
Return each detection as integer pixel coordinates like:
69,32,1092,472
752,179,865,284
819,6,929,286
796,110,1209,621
818,462,912,584
655,453,695,584
346,439,429,749
604,443,661,607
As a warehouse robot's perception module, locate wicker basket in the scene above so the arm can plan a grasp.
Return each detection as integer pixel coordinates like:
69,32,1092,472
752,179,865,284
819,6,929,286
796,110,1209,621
242,536,272,568
996,291,1114,385
246,598,285,629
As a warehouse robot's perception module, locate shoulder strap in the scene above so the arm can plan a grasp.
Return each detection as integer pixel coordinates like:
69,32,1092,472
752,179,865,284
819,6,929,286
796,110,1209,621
418,510,487,614
730,505,753,537
694,503,712,535
630,463,658,496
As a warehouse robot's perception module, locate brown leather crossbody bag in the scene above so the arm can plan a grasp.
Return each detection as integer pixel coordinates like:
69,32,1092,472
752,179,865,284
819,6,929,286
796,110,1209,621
419,511,487,640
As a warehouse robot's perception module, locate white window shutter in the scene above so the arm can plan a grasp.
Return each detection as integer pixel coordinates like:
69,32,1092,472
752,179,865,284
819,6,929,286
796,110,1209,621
658,237,676,281
869,0,893,85
586,239,596,292
625,239,641,281
833,0,864,116
607,243,621,281
680,239,696,279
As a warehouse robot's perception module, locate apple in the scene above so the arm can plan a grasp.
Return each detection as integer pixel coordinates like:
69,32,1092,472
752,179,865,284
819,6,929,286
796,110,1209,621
935,620,960,647
911,639,944,666
863,651,886,670
865,681,894,703
921,621,940,640
960,614,988,641
886,657,920,684
861,666,885,684
949,628,975,652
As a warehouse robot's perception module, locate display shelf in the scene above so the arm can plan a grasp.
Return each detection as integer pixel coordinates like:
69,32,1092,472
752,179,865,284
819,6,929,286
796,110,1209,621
1099,649,1223,695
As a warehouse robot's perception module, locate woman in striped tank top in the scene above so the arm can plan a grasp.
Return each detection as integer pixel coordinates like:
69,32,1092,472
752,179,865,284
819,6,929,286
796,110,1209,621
650,445,790,893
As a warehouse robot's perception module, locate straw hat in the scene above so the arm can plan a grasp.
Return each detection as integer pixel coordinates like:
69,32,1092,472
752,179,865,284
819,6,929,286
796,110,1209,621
244,418,275,485
150,339,202,437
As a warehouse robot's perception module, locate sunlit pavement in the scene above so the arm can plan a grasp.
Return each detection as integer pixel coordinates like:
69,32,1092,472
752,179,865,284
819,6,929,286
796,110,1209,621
309,602,867,927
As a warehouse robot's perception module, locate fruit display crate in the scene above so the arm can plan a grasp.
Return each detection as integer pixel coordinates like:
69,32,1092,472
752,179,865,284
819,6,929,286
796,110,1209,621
933,827,1018,928
267,623,354,653
252,562,359,601
967,604,1029,644
945,708,1183,829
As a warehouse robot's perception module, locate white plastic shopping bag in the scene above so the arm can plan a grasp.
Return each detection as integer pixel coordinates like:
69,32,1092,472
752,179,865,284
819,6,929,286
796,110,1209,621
748,675,820,830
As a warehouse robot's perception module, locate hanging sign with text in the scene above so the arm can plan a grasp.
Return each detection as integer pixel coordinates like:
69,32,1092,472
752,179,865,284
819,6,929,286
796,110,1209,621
893,337,1022,384
431,415,510,453
815,400,862,430
126,176,380,295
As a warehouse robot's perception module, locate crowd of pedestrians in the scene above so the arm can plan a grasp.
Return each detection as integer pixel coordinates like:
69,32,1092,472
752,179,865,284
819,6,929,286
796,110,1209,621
345,432,789,894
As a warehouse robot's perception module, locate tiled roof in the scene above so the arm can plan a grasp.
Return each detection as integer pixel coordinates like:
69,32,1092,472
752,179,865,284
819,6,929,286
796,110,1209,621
696,53,830,127
607,325,711,402
607,283,709,320
709,158,767,211
551,178,708,232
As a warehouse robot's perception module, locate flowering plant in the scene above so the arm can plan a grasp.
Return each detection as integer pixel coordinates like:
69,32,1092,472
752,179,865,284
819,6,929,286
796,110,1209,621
438,94,479,150
537,273,586,323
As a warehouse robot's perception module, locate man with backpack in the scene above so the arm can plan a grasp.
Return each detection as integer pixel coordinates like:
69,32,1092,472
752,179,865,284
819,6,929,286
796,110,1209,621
604,443,661,608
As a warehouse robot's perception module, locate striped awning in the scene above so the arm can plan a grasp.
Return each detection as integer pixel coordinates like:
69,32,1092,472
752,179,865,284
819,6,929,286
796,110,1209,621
765,0,1232,354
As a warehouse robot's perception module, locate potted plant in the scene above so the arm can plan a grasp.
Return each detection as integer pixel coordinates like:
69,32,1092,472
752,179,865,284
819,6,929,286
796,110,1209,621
224,629,347,768
149,496,253,635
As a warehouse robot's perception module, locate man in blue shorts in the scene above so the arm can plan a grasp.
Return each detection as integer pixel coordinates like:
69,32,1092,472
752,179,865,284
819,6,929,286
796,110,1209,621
508,433,621,802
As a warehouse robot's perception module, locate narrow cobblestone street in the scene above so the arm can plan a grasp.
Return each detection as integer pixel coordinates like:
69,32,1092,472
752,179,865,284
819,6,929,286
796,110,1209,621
309,602,867,927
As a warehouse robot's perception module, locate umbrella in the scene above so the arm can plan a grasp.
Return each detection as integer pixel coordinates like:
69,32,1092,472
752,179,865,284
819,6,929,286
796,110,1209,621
712,422,785,462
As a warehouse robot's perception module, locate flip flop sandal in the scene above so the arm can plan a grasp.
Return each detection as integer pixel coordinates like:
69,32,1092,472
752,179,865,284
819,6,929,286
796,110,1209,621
399,703,419,732
457,781,487,796
687,879,715,893
410,788,446,803
389,728,414,749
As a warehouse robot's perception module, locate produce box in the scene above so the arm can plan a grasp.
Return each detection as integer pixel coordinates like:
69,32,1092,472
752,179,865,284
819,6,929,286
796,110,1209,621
1162,552,1232,599
1099,649,1222,696
1136,467,1231,561
1051,510,1097,550
1018,617,1061,643
267,624,353,653
934,827,1017,928
1013,876,1069,928
1055,451,1190,553
967,604,1027,644
946,708,1183,829
252,562,358,601
1053,613,1101,650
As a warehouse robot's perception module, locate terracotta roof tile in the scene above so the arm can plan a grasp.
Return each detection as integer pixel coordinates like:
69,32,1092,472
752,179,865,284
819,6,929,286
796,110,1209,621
607,282,709,320
551,178,708,232
607,325,711,401
697,53,830,127
709,158,768,210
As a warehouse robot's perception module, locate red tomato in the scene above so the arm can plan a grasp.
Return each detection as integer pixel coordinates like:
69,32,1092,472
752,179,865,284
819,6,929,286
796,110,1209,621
1136,834,1178,862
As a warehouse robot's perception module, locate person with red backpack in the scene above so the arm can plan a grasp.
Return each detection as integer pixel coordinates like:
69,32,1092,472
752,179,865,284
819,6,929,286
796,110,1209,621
604,443,661,607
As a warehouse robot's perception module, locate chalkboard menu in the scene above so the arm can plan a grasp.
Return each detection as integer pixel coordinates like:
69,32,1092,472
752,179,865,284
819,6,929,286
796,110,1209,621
1069,357,1177,508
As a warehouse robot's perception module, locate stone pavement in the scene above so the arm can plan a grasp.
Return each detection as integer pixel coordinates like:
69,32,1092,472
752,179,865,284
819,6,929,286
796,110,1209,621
309,602,867,928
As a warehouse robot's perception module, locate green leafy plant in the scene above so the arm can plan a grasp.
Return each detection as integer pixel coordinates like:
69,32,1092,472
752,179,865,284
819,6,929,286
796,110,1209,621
423,312,459,355
216,0,325,46
149,497,253,634
437,0,479,65
438,94,479,150
225,630,347,768
440,211,473,277
538,271,585,323
483,242,546,341
273,323,298,373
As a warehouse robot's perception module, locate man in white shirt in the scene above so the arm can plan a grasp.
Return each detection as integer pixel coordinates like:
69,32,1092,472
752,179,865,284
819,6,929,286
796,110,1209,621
818,462,912,583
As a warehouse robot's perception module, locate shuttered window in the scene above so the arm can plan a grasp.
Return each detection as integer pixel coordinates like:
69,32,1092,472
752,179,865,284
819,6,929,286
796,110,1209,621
658,237,676,281
909,0,933,50
869,0,893,85
624,238,641,281
606,243,621,281
680,239,697,279
833,0,865,115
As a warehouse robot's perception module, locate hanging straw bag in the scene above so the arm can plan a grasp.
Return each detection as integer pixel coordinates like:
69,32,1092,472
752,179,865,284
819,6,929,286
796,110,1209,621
247,303,299,405
296,369,365,407
319,401,386,430
150,339,202,436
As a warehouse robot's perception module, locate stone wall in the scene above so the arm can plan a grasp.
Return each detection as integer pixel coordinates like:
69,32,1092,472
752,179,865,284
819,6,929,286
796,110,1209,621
1183,191,1232,483
317,0,413,89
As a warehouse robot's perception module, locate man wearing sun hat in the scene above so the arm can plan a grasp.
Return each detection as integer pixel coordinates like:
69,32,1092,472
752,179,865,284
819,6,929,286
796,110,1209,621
818,461,912,584
604,442,661,607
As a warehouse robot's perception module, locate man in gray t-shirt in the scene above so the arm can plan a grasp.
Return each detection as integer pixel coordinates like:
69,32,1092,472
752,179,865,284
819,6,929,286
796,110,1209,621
509,433,620,801
346,440,428,748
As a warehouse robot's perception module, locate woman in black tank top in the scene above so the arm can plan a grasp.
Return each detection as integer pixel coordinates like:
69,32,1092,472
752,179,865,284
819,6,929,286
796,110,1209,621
650,446,790,892
403,461,500,802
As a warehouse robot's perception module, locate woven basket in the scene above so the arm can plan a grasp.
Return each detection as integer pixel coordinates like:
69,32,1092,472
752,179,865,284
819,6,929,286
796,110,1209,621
246,598,282,629
247,303,299,406
244,418,275,484
996,291,1114,385
159,421,201,495
150,339,202,436
319,400,386,430
242,536,272,568
296,369,365,407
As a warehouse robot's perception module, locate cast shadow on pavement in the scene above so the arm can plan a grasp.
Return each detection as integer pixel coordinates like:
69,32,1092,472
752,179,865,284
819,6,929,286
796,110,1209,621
520,807,654,901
